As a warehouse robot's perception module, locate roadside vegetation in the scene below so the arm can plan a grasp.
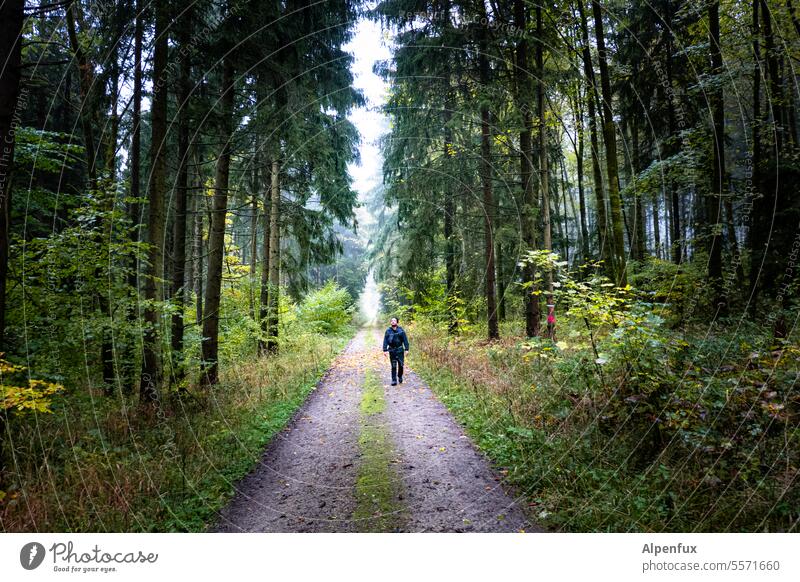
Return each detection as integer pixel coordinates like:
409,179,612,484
395,258,799,532
1,282,355,532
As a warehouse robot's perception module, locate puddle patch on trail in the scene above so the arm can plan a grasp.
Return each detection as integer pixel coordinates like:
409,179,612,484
353,369,406,531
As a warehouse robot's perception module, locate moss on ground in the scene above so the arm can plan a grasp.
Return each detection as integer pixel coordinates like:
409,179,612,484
353,369,405,531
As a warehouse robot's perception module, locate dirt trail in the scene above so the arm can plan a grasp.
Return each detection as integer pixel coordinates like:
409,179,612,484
213,328,533,532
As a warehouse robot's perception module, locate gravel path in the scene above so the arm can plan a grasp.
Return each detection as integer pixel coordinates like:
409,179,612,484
367,330,533,532
213,328,535,532
213,332,368,532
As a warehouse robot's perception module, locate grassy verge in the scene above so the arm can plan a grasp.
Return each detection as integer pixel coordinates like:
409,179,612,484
0,330,353,532
353,368,405,532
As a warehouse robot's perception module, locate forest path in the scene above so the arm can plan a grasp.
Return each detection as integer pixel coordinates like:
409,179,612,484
213,328,533,532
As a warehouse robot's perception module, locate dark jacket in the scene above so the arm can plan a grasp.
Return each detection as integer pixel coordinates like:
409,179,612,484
383,326,409,353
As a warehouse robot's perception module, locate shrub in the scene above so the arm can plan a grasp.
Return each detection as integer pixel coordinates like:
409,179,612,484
296,281,354,335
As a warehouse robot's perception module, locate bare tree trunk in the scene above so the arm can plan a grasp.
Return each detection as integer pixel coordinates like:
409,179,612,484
267,159,281,353
443,107,459,334
123,0,144,394
66,3,97,192
171,11,192,386
259,165,271,355
515,0,540,337
193,153,204,328
749,0,763,310
201,57,235,386
574,92,590,265
538,4,554,339
592,0,627,286
249,152,259,322
478,11,499,340
652,191,661,259
0,0,23,354
708,0,726,314
578,0,610,276
140,0,169,403
631,119,646,261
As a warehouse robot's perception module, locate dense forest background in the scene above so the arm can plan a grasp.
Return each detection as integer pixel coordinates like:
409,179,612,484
0,0,798,532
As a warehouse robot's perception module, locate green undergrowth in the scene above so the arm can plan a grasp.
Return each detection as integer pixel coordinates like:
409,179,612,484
353,369,404,532
1,331,353,532
411,319,799,533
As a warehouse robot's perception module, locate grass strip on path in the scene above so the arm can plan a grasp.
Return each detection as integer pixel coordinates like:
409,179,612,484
353,367,405,532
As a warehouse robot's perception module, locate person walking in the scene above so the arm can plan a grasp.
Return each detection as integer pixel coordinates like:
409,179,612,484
382,317,409,385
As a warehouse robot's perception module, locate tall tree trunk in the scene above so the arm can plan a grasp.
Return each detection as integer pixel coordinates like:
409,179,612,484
578,0,610,277
749,0,763,309
663,13,682,266
515,0,540,337
201,57,235,386
171,11,192,386
760,0,784,151
267,159,281,353
443,0,459,335
478,12,499,341
140,0,169,403
0,0,23,354
708,0,726,314
443,98,458,334
66,2,97,191
259,166,271,355
249,152,259,322
574,92,590,265
560,154,571,264
496,238,506,321
592,0,627,286
631,119,645,261
538,4,554,339
193,152,204,328
124,0,144,394
652,191,661,259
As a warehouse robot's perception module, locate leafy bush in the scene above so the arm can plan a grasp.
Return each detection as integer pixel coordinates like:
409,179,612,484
296,281,354,335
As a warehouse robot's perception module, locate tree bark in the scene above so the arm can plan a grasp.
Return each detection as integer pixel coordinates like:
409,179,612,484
171,10,192,385
478,10,499,341
708,0,725,314
259,166,271,355
749,0,763,309
140,0,169,403
267,159,281,353
574,92,590,265
123,0,144,394
443,99,459,334
578,0,611,277
0,0,24,353
193,153,204,328
652,190,661,259
201,57,235,386
592,0,627,286
515,0,540,337
631,119,646,261
538,4,554,339
249,154,259,321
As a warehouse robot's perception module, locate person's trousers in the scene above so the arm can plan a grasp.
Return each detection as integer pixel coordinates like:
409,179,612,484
389,350,404,382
